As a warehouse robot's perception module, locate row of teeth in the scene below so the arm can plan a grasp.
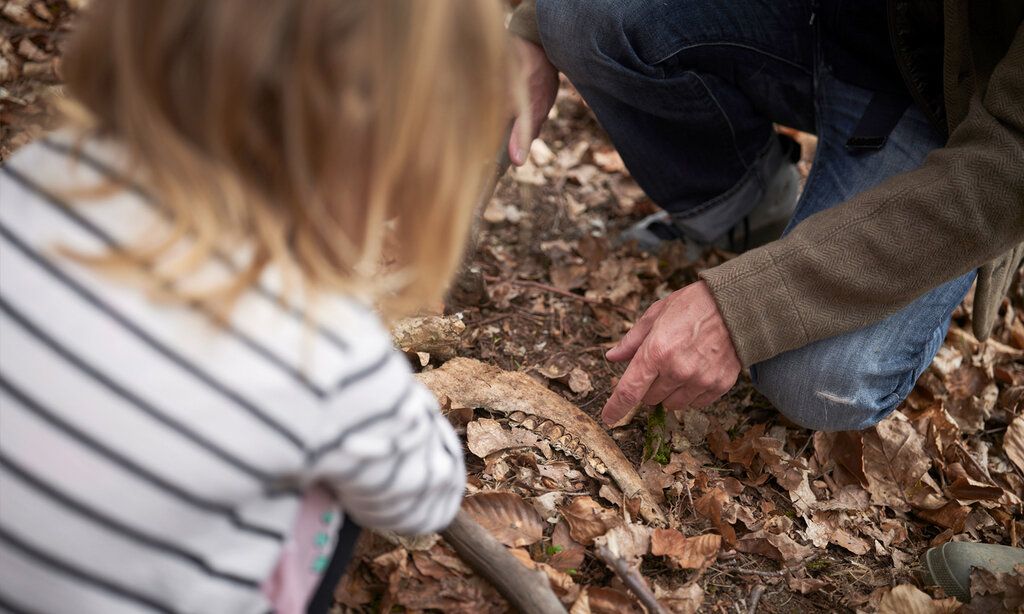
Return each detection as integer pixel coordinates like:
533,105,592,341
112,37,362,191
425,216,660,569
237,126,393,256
506,410,608,474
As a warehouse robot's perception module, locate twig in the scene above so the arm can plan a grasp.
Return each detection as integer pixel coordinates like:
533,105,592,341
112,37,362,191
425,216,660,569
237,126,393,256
442,510,567,614
471,312,514,328
716,553,821,579
595,544,669,614
682,477,695,514
483,275,635,317
747,584,766,614
720,567,784,578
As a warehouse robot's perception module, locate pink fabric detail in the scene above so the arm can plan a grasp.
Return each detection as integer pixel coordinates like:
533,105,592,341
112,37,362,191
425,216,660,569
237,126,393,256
262,487,340,613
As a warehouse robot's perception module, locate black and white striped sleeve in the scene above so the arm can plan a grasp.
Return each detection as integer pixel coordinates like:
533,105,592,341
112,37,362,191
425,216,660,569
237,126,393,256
308,355,465,535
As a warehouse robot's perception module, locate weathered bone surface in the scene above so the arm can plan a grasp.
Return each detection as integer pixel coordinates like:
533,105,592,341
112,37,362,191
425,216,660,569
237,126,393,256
390,315,466,361
417,357,667,526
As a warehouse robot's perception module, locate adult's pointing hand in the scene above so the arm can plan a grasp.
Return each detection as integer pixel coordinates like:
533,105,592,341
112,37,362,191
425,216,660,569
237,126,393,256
601,281,742,426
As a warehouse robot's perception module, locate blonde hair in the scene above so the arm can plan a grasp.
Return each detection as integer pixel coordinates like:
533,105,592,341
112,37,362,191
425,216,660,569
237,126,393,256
61,0,510,318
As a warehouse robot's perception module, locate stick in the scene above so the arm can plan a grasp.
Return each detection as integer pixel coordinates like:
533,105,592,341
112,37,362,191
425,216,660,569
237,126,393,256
483,275,636,317
595,544,669,614
722,568,784,578
441,510,567,614
484,276,606,307
746,584,766,614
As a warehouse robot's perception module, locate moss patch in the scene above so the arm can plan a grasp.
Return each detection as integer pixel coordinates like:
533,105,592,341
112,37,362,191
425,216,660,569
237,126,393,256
643,404,671,465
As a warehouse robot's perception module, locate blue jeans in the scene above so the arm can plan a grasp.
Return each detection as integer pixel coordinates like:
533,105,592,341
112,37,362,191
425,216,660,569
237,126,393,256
537,0,975,431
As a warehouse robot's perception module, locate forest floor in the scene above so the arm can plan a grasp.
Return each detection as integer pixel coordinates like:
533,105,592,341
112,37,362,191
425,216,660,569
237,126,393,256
2,3,1022,613
331,82,1023,614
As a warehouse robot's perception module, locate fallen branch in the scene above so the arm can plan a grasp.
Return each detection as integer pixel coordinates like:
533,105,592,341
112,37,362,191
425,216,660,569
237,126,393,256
391,314,466,361
441,510,567,614
417,358,667,526
595,544,669,614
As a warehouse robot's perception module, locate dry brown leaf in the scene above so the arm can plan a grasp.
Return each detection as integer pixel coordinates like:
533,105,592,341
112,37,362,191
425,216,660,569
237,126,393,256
1005,416,1024,475
1,2,48,28
463,491,545,548
567,367,594,395
944,364,998,433
722,423,767,467
803,512,871,555
550,263,590,292
466,418,550,459
533,491,566,522
334,568,375,608
912,402,963,459
371,546,408,580
530,138,555,166
946,466,1004,502
555,139,589,171
538,354,574,380
785,570,830,594
736,530,814,566
609,176,647,214
569,588,592,614
653,583,704,614
550,519,586,572
587,586,643,614
639,460,673,504
664,451,703,476
916,501,971,533
592,146,626,174
694,487,737,546
598,483,625,508
946,364,990,398
585,259,643,304
511,161,547,186
392,573,502,613
650,529,721,570
752,436,817,516
426,544,474,576
566,163,600,185
814,430,870,488
863,416,933,511
813,485,870,511
508,548,577,595
371,543,504,614
593,523,651,567
962,564,1024,613
877,585,961,614
411,550,458,580
561,496,623,545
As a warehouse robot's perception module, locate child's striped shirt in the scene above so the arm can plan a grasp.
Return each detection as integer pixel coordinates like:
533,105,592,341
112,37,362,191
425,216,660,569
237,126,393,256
0,135,466,613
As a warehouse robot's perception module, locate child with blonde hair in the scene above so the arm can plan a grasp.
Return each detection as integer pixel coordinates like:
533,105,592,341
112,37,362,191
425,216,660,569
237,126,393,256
0,1,509,612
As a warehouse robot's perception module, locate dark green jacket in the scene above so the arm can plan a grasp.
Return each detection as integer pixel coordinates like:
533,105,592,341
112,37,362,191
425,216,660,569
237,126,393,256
512,0,1024,366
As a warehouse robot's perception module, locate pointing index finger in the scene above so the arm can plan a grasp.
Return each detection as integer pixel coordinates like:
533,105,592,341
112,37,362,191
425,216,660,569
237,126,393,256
602,352,657,426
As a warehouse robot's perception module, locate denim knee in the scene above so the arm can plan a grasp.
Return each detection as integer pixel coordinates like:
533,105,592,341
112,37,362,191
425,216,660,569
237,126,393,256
751,354,907,432
747,325,944,432
536,0,633,80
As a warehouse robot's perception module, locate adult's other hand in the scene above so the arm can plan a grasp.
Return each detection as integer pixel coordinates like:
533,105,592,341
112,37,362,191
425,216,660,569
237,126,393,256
508,36,559,166
602,281,742,425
